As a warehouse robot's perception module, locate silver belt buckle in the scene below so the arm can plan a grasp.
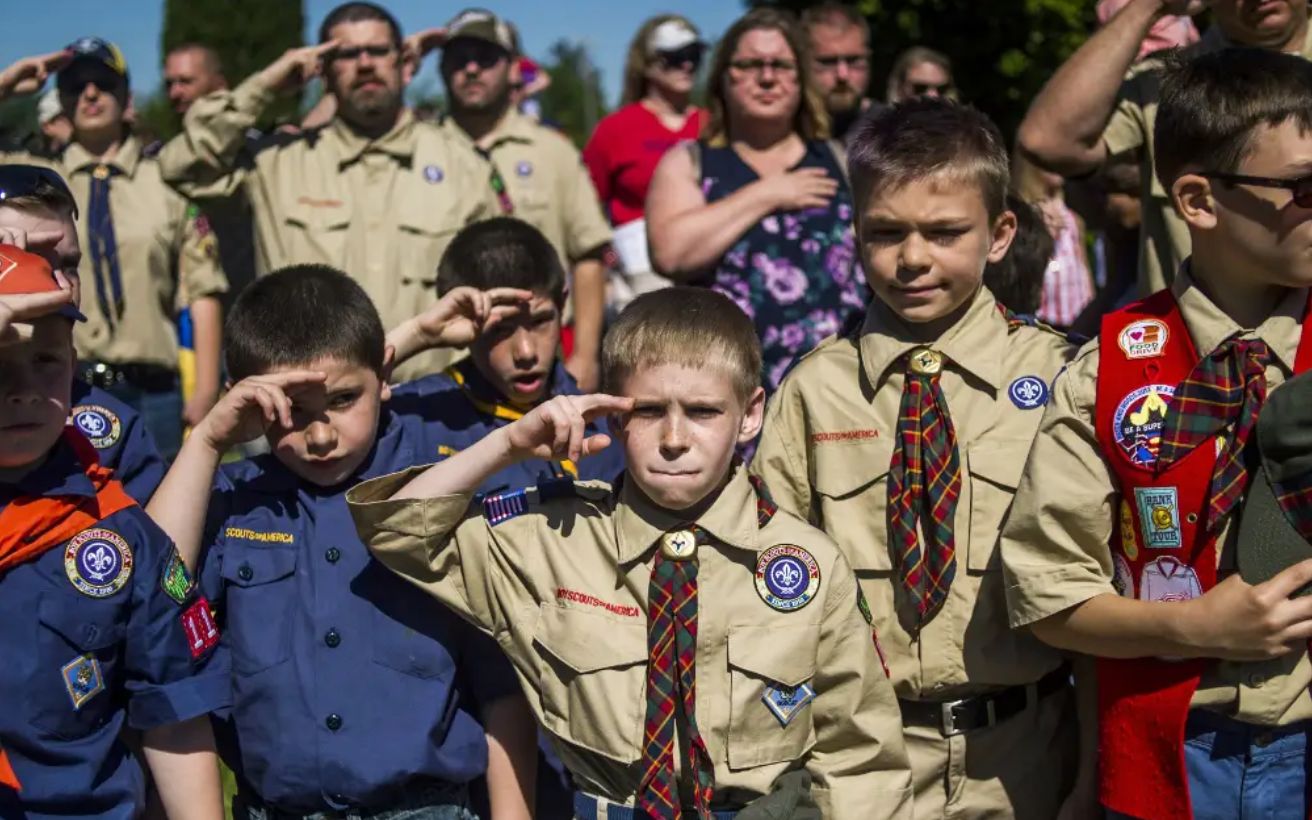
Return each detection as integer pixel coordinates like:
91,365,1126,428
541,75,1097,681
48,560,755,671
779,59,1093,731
939,697,997,737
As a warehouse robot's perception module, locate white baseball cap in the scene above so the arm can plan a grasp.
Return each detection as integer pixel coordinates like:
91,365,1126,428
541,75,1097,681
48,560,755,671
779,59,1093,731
647,20,701,55
36,89,63,126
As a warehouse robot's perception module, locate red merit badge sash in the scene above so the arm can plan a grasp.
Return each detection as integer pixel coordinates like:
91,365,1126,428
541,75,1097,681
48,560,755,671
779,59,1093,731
1094,290,1312,820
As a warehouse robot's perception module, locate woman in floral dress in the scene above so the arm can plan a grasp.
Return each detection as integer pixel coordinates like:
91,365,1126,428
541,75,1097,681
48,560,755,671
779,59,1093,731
646,8,867,392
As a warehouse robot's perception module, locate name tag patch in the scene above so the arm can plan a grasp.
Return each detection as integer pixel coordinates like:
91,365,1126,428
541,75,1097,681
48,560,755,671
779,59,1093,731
1008,376,1049,410
70,404,122,449
61,654,105,709
1112,385,1174,467
65,528,133,598
762,681,816,726
180,597,220,660
1135,487,1182,549
754,545,820,612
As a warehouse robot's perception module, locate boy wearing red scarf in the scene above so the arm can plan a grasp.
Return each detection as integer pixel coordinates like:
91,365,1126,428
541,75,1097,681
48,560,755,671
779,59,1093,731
1002,50,1312,819
0,246,227,819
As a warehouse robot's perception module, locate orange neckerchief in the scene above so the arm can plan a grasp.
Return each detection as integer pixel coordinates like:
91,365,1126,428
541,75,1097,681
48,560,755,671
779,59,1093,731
0,428,137,790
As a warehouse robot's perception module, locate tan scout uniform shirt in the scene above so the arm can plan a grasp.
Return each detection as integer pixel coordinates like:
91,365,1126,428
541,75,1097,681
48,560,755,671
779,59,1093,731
1103,25,1312,296
347,465,913,819
6,137,227,369
156,76,499,381
1001,268,1312,726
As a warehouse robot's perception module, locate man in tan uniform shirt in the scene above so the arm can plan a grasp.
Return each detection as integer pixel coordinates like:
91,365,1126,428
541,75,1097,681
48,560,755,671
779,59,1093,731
428,9,611,391
1018,0,1311,296
156,3,498,381
0,39,227,457
753,292,1078,819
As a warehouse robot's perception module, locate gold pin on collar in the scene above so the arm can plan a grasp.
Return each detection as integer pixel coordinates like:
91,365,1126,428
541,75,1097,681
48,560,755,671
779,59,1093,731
909,347,943,376
660,530,697,561
92,165,110,180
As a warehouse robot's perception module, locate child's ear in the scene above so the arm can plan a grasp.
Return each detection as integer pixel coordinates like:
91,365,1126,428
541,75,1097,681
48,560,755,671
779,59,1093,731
986,209,1019,264
1174,173,1218,231
737,387,767,444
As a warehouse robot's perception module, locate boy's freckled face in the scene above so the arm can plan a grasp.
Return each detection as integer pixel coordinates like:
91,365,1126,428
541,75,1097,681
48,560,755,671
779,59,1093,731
264,356,389,487
857,173,1014,324
0,316,74,470
470,293,560,405
615,363,764,512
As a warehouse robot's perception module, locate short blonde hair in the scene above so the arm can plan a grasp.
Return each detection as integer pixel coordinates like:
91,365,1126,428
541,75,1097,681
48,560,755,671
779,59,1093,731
621,14,700,106
602,287,761,404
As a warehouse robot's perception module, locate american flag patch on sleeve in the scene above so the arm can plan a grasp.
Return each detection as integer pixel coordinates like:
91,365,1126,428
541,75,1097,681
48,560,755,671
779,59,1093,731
483,488,530,525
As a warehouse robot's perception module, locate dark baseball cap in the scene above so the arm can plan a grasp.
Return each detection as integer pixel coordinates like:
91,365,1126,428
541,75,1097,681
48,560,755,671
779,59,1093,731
57,37,130,97
1237,370,1312,594
445,8,519,55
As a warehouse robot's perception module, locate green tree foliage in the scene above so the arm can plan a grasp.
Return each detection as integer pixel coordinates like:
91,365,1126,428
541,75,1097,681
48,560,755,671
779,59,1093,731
538,39,609,149
750,0,1096,140
155,0,305,138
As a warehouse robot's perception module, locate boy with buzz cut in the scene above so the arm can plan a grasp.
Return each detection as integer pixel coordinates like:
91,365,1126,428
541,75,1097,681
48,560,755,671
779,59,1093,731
387,216,624,492
751,98,1080,819
0,245,228,819
347,287,914,820
144,266,538,819
1001,49,1312,820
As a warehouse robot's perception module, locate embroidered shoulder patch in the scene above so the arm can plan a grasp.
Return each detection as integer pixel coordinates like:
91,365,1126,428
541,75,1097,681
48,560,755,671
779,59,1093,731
762,682,816,726
160,548,195,605
65,528,133,598
180,597,220,659
61,654,105,709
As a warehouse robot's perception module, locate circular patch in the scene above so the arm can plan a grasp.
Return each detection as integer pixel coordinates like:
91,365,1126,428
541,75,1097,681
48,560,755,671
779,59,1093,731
1008,376,1049,410
423,164,444,183
71,404,121,449
65,528,133,598
1112,384,1175,467
516,160,533,177
1111,553,1135,598
754,544,820,612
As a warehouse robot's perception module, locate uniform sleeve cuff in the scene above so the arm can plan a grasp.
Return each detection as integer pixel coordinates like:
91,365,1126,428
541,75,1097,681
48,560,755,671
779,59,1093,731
127,663,232,730
347,469,475,540
1006,566,1113,628
231,74,276,117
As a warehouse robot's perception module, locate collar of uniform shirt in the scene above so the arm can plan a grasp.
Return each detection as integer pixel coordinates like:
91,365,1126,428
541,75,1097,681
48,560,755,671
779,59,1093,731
858,286,1006,392
443,109,535,154
1172,260,1306,370
0,435,97,501
329,108,417,168
613,462,762,564
62,135,143,178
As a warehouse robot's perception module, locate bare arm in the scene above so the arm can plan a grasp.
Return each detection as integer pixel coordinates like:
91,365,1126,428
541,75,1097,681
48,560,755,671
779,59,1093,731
566,256,606,391
483,695,538,820
183,296,223,427
1017,0,1198,175
141,717,224,820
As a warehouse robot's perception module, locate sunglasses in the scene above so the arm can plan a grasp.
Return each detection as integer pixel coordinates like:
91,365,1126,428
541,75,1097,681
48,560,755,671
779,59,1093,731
815,54,869,71
729,58,798,78
910,81,952,96
0,165,79,219
1204,171,1312,208
656,44,704,71
329,43,396,62
443,42,508,71
57,68,124,98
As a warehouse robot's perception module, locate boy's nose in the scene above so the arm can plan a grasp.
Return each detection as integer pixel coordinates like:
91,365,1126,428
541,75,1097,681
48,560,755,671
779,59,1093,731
305,420,337,451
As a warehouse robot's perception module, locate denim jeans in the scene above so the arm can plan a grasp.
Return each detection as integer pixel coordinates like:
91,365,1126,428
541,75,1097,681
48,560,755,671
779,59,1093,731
233,781,476,820
102,380,182,460
1107,709,1310,819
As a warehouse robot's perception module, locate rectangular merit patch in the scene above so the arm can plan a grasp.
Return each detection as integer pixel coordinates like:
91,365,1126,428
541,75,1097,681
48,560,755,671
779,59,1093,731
224,527,294,544
1134,486,1182,549
762,681,816,727
61,654,104,710
809,429,879,444
180,597,220,659
160,548,195,605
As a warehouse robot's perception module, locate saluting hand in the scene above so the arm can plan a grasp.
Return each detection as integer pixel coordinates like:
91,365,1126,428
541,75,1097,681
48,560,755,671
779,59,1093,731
258,41,341,93
0,289,75,345
193,370,326,453
0,50,72,100
413,286,534,350
403,27,450,65
504,393,634,464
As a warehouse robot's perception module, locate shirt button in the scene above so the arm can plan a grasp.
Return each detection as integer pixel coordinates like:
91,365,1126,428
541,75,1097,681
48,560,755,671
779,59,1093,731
1254,731,1275,748
325,547,341,564
325,629,341,648
1248,672,1266,688
237,564,253,581
325,713,342,731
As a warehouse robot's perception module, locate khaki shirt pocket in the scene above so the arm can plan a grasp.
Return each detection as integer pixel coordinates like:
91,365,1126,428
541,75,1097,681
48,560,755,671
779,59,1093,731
534,603,647,763
396,214,456,291
282,199,350,264
812,438,896,572
726,623,819,769
966,438,1030,572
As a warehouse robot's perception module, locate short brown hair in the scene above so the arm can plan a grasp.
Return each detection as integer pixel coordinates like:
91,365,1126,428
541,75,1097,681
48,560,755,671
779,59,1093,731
0,165,77,221
848,98,1009,219
704,8,829,147
800,2,870,45
887,46,955,103
620,14,700,106
1154,47,1312,190
602,287,761,404
437,217,566,306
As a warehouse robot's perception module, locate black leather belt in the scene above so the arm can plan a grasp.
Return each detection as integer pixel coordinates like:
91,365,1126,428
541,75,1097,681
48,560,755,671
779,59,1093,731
78,360,177,393
899,665,1070,737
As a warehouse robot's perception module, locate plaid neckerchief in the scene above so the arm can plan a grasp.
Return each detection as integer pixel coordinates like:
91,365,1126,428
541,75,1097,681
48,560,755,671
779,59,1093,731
1157,337,1272,533
886,347,962,627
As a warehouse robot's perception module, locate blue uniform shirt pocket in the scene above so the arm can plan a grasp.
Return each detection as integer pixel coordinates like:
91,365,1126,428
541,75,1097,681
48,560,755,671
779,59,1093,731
367,566,457,681
33,595,126,740
219,547,297,675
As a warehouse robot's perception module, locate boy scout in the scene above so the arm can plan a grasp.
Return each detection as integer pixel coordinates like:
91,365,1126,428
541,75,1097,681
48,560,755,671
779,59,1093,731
752,99,1079,819
347,287,914,820
388,217,624,491
0,245,227,819
155,2,498,381
146,266,536,819
432,9,612,389
1001,50,1312,820
0,38,228,457
0,163,164,501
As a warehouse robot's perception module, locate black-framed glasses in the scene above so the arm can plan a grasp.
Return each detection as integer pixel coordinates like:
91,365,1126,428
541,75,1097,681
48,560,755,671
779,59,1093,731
815,53,870,71
729,58,798,78
0,164,78,219
910,81,952,96
656,43,705,71
329,43,396,62
1204,171,1312,208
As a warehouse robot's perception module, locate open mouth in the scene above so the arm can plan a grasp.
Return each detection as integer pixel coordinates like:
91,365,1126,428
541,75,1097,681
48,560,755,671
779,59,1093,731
510,374,546,394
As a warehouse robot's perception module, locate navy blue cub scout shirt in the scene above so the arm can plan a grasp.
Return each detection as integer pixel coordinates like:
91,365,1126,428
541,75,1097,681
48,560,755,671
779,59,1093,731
69,379,166,503
0,438,229,820
388,358,626,494
198,407,519,813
